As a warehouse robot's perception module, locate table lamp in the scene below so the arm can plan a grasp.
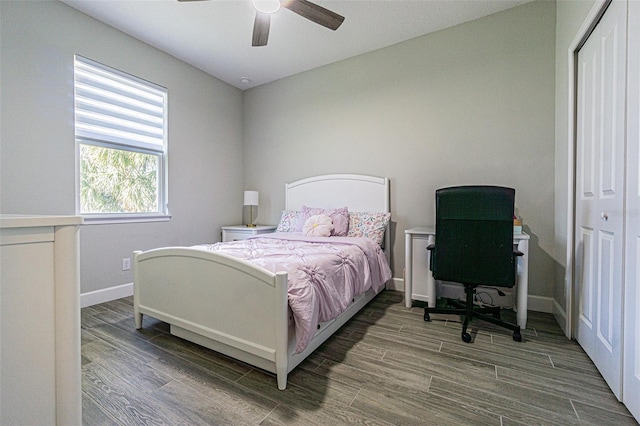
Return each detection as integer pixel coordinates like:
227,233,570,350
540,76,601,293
244,191,259,227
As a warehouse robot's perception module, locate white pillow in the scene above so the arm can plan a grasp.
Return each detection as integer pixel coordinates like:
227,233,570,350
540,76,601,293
303,214,334,237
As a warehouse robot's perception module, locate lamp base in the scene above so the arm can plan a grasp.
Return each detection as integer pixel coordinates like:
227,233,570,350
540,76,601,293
244,204,258,228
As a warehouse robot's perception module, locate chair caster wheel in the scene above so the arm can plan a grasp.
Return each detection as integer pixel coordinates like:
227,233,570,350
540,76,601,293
513,330,522,342
424,311,431,322
461,332,472,343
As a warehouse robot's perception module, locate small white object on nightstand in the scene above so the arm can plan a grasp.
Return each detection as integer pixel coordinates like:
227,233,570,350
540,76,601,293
222,225,277,242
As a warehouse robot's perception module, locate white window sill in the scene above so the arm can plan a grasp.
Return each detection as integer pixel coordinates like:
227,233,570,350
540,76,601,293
81,214,171,225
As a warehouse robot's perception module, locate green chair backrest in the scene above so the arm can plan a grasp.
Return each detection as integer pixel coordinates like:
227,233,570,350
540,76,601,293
432,186,517,288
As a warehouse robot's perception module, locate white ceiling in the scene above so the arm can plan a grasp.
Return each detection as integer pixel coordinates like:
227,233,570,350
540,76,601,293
61,0,533,90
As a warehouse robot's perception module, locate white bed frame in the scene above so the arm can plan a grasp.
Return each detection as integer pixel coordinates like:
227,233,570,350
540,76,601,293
133,174,390,390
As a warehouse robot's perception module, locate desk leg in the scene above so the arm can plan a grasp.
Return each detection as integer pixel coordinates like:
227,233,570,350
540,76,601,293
515,238,529,329
426,234,436,307
404,233,413,308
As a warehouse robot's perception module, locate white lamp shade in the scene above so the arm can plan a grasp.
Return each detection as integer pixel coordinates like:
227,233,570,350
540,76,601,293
252,0,280,14
244,191,259,206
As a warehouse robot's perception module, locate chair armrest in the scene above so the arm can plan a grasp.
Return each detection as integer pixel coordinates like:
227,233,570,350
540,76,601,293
426,244,435,271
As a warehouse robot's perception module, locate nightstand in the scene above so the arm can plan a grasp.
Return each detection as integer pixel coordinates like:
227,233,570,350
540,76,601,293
221,225,277,242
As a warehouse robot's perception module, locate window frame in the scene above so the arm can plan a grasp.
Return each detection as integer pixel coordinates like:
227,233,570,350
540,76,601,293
74,55,169,223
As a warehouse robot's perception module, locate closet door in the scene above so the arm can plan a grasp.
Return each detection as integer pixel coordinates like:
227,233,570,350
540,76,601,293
574,0,626,400
624,0,640,419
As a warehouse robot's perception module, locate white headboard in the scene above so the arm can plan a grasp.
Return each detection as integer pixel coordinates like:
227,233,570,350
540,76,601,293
285,174,392,263
285,174,390,213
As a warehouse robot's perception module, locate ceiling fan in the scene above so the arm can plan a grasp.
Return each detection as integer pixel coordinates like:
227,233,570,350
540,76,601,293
178,0,345,47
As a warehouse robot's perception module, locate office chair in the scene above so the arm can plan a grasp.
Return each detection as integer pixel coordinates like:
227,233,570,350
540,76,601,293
423,186,523,343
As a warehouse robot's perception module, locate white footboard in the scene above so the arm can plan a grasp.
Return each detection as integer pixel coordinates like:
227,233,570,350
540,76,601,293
133,247,290,389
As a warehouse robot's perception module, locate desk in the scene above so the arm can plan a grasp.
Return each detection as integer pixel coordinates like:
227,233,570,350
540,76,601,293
404,226,530,329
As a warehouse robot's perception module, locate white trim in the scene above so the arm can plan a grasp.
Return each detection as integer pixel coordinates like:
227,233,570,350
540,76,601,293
81,282,133,308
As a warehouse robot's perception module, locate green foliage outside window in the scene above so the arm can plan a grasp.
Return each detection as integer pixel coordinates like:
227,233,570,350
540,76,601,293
80,144,159,214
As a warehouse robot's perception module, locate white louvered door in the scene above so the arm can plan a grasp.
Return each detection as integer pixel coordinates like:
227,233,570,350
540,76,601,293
574,0,626,400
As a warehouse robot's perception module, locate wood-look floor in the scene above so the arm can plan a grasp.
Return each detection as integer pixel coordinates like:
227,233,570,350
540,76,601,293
81,291,637,425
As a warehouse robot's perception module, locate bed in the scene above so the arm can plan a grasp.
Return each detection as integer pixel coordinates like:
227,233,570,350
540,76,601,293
133,174,392,390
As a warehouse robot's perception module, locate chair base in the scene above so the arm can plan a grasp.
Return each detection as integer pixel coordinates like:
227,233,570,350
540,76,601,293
424,284,522,343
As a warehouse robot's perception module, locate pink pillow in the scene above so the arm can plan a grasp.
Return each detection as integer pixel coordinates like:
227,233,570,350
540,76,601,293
296,206,349,236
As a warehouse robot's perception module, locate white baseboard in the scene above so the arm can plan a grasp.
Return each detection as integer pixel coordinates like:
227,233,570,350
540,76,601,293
437,281,516,308
552,298,569,336
80,278,555,316
527,294,554,313
85,278,404,308
386,277,404,291
393,278,554,313
81,282,133,308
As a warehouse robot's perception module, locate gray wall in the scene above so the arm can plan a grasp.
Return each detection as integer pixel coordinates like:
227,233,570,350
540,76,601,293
243,1,557,300
1,0,559,304
0,1,244,294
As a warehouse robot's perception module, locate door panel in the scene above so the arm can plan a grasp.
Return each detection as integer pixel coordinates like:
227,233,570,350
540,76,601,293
579,55,597,199
596,231,614,351
578,228,594,327
575,0,626,400
600,19,621,196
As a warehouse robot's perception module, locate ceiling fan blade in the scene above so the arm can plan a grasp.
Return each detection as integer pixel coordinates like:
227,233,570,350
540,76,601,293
282,0,344,31
252,11,271,46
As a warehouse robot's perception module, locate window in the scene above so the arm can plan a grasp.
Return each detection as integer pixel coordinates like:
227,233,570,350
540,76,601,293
74,55,168,221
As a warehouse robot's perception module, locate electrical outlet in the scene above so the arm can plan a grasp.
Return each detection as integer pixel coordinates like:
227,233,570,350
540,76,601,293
122,258,131,271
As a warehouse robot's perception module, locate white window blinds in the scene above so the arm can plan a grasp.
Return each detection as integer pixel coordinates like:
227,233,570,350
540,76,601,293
74,56,167,152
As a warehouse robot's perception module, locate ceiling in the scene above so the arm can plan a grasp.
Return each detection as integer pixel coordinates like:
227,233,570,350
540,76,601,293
60,0,533,90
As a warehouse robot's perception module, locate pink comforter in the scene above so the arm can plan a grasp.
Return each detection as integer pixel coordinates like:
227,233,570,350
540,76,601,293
196,233,392,353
